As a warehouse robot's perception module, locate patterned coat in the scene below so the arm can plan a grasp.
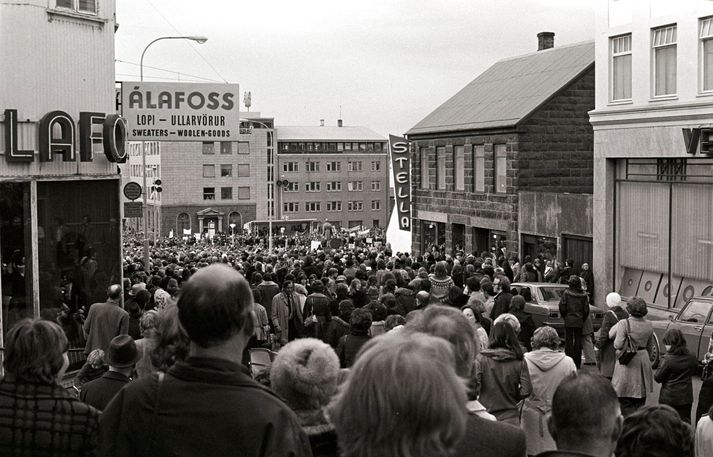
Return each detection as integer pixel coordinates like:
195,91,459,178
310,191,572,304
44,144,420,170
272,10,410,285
0,374,100,456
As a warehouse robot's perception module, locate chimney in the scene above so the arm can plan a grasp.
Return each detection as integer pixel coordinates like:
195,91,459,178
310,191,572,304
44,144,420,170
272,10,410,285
537,32,554,51
337,119,343,127
320,119,325,127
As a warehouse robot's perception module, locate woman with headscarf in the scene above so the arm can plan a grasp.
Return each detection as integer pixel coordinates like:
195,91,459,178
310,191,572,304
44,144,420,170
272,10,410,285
596,292,629,379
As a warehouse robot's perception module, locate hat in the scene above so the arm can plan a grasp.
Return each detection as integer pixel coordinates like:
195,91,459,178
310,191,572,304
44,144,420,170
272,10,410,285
128,282,146,296
106,335,140,368
336,275,347,282
270,338,340,410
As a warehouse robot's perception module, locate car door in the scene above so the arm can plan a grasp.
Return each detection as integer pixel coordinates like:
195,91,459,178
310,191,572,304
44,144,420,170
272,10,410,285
668,300,713,357
699,304,713,360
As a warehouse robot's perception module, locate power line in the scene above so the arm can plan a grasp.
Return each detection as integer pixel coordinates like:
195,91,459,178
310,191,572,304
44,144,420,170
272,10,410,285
115,59,222,83
145,0,230,84
115,73,218,83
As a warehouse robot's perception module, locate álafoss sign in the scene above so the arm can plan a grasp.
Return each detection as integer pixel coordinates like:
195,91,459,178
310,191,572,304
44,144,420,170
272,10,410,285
121,82,240,141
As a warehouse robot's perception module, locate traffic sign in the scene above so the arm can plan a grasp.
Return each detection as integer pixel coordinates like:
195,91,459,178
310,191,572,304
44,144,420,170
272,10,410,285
124,202,143,218
123,182,142,201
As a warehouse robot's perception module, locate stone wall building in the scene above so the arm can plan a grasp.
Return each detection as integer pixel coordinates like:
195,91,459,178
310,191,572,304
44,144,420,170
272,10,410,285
406,34,595,268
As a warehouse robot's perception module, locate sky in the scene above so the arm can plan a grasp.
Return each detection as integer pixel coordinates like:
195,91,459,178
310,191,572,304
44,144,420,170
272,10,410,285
115,0,596,138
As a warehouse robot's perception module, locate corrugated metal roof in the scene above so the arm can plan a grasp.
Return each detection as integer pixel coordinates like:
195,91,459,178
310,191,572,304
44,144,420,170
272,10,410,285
276,126,386,141
407,41,594,136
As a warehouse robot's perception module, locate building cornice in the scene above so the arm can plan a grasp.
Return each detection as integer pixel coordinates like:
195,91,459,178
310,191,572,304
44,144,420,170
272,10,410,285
589,100,713,129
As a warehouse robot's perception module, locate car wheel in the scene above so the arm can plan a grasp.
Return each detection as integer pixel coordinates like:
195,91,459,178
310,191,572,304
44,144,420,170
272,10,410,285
648,333,660,369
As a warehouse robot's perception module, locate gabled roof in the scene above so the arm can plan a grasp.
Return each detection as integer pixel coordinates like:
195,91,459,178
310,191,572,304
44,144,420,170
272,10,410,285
406,41,594,136
276,126,386,142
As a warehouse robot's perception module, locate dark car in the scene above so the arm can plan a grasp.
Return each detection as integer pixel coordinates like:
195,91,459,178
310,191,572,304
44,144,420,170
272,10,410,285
511,282,604,335
650,296,713,368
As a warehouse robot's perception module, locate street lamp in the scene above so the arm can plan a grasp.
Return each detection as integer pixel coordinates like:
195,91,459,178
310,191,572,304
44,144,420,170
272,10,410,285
229,223,236,239
139,35,207,272
274,175,290,250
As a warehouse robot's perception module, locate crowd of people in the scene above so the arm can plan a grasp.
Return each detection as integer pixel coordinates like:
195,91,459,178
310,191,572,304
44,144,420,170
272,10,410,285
1,232,712,456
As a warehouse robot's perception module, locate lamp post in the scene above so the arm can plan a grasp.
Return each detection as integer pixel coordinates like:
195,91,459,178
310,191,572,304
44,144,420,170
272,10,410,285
274,175,290,250
139,35,207,272
229,223,236,240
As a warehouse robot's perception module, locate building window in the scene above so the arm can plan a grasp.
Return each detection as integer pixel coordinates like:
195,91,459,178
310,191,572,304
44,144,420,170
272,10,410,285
326,181,342,192
701,17,713,92
371,180,381,191
348,181,363,191
347,161,363,172
238,186,250,200
56,0,96,14
370,161,381,172
371,200,381,210
284,182,299,192
652,25,677,96
306,202,321,212
420,147,429,190
494,144,507,193
220,142,232,154
221,187,232,200
474,145,485,192
203,187,215,200
611,34,632,101
348,201,363,211
238,164,250,177
220,164,232,177
436,146,446,190
283,161,299,172
305,182,321,192
202,142,215,154
375,143,383,152
237,142,250,154
344,142,352,151
306,161,320,172
454,145,465,191
283,202,299,213
203,164,215,178
327,161,341,172
327,201,342,211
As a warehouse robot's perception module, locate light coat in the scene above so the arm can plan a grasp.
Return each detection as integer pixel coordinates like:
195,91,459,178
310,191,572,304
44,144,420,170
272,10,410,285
609,316,654,398
521,349,577,456
272,291,304,344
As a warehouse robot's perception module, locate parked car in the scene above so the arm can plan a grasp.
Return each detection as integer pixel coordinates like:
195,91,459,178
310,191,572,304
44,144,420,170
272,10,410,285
650,296,713,368
511,282,604,335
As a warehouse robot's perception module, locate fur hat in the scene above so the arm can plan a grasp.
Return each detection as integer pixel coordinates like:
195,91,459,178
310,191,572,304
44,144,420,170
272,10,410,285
270,338,340,411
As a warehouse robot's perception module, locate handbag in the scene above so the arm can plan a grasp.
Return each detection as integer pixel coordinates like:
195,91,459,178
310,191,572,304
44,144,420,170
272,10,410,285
617,319,638,365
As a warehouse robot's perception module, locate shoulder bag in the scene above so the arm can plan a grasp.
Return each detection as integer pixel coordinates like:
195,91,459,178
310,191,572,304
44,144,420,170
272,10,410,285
617,319,638,365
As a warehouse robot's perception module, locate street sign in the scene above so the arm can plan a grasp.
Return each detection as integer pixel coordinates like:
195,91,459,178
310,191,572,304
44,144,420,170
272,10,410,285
121,82,240,141
123,182,142,201
124,201,143,218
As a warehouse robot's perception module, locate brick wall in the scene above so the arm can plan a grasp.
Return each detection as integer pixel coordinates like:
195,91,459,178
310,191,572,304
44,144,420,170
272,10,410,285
518,66,595,193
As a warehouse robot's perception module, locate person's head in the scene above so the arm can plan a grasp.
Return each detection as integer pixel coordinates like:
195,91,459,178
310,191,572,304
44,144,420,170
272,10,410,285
460,305,481,326
407,305,479,378
338,299,355,321
582,262,589,271
606,292,622,309
106,335,140,371
415,290,430,307
549,373,623,456
328,332,468,457
350,308,373,335
135,289,152,310
177,264,254,349
494,312,521,334
488,319,523,359
4,319,69,384
627,296,648,318
568,275,582,291
107,284,122,301
520,287,533,302
139,309,160,337
662,328,688,355
86,348,107,369
271,338,340,411
509,295,526,312
310,280,324,294
167,278,179,296
282,279,295,294
385,314,406,332
434,261,448,278
366,301,387,322
493,275,510,294
531,325,560,351
615,405,693,457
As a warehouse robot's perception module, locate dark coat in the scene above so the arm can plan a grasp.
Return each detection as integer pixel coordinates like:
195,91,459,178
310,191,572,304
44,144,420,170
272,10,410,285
80,370,131,411
453,412,527,457
324,317,350,349
99,357,313,457
337,333,370,368
302,293,332,341
595,307,629,378
0,374,100,456
491,292,513,321
558,290,589,328
83,299,129,355
654,351,699,406
511,309,536,351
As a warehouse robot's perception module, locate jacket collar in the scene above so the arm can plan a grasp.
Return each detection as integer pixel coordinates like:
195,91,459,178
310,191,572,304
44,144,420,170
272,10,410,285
102,370,132,382
169,357,256,387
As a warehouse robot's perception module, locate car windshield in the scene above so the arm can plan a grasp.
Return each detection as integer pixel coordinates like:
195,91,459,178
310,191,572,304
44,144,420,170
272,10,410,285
539,286,566,301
